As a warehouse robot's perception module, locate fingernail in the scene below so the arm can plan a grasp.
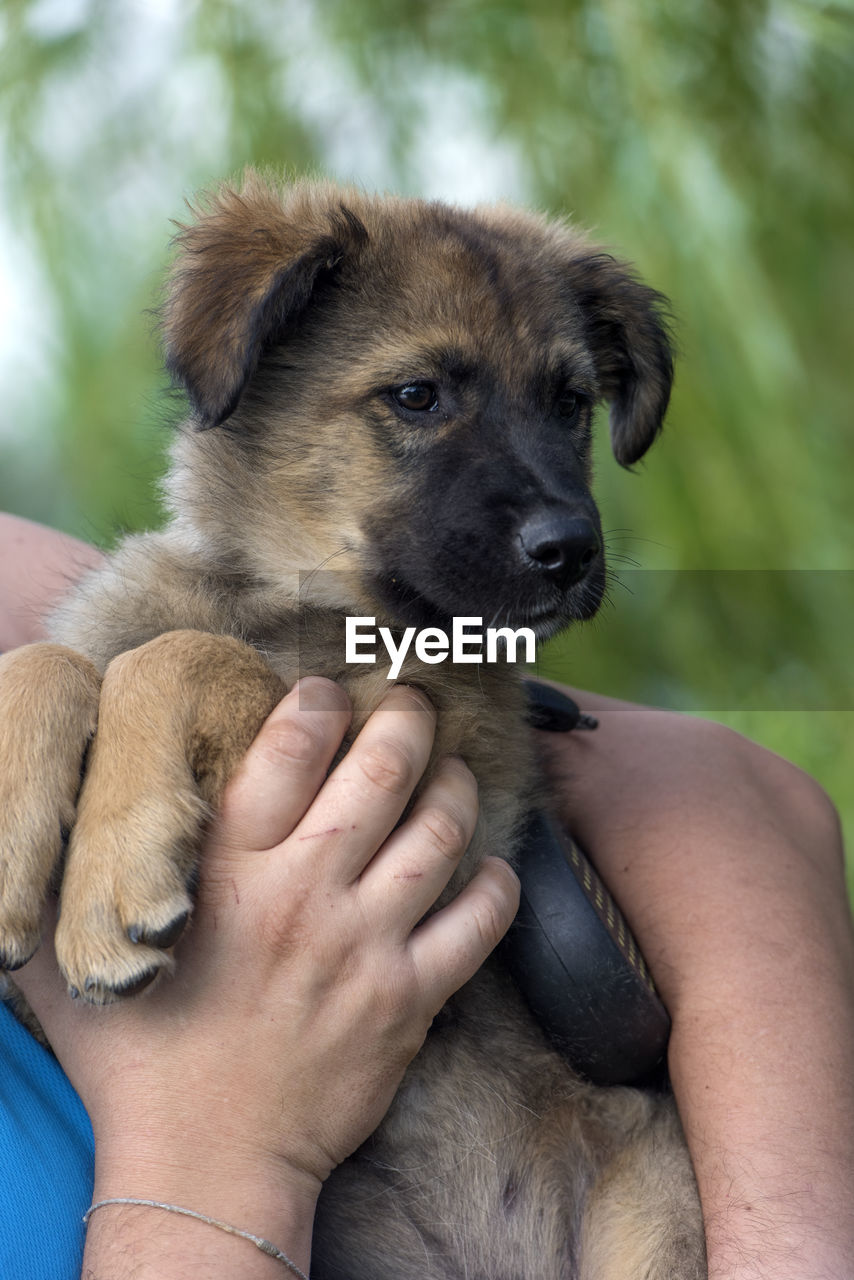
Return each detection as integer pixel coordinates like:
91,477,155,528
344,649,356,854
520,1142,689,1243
386,684,436,717
438,754,473,778
292,677,350,713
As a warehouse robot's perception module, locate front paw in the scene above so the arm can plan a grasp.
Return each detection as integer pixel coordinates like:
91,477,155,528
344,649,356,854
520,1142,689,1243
51,631,284,1003
55,777,206,1003
0,646,101,970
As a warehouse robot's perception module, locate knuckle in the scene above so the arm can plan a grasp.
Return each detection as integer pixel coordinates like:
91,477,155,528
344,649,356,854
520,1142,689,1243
420,806,470,861
472,896,505,952
474,862,520,946
258,716,326,770
357,738,416,795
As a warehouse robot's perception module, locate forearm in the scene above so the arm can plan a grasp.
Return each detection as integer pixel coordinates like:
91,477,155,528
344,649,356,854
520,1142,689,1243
541,688,854,1280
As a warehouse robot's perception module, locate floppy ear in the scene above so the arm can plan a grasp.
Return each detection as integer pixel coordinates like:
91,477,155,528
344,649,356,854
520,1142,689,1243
566,253,674,467
163,176,368,428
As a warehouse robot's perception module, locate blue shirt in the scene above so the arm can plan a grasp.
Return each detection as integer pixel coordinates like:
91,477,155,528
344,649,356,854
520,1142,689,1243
0,1000,93,1279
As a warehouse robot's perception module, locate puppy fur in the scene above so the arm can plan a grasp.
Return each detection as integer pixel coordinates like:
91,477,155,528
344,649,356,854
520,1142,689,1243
0,174,705,1277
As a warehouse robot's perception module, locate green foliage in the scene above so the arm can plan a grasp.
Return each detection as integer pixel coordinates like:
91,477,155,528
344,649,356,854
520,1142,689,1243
0,0,851,883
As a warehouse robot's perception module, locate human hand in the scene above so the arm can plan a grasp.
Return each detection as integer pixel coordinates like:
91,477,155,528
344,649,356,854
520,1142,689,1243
16,677,519,1276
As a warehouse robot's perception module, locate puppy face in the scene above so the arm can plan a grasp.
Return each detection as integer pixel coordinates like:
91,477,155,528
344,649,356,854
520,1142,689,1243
162,177,673,636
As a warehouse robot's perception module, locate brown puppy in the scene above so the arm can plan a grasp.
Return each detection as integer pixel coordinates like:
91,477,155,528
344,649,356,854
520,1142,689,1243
0,175,705,1277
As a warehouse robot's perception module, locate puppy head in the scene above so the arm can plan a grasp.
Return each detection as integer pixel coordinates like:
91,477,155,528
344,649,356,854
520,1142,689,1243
162,174,674,634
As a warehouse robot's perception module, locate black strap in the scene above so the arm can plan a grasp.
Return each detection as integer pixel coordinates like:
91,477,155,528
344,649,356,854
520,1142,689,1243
502,810,671,1085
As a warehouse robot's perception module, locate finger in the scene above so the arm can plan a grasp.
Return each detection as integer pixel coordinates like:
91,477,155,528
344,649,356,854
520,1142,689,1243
290,683,437,882
408,857,520,1012
361,756,478,932
214,677,352,851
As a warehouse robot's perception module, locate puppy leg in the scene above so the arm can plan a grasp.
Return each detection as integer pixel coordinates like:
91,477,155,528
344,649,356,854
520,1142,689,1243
54,630,284,1003
0,645,101,970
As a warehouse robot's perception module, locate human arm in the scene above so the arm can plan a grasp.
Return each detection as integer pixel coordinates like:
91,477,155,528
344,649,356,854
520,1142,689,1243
536,685,854,1280
0,513,103,650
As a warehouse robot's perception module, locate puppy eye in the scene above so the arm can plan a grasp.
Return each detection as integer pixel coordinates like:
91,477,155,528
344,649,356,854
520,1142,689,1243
556,389,581,420
392,383,439,413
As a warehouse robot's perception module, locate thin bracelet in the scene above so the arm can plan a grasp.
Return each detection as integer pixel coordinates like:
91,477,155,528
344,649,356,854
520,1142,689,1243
83,1197,310,1279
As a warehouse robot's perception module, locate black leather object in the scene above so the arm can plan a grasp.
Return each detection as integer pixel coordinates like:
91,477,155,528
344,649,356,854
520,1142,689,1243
502,809,671,1085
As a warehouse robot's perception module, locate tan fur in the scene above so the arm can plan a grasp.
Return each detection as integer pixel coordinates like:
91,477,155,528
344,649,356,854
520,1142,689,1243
0,646,101,969
54,631,285,1000
0,174,702,1276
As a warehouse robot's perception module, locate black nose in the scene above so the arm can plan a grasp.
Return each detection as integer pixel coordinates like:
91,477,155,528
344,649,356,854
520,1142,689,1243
518,513,601,588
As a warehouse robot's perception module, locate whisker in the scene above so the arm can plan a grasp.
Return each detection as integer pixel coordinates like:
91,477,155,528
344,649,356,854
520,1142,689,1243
299,545,351,597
